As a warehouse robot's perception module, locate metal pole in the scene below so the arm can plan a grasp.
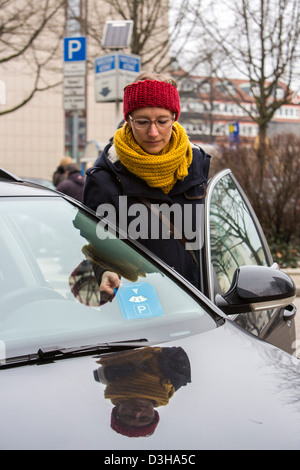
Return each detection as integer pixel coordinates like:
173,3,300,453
115,53,121,127
73,109,79,163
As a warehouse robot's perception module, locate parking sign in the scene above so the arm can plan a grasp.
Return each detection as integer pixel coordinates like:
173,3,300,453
64,37,86,62
63,37,86,109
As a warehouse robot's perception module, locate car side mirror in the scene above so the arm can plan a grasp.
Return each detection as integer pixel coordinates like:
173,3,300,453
215,265,296,314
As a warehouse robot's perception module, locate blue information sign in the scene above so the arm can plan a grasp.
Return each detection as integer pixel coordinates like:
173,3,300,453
229,121,240,143
118,54,140,73
94,55,116,74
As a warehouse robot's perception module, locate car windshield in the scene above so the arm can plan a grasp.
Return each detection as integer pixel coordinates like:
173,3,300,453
0,196,216,360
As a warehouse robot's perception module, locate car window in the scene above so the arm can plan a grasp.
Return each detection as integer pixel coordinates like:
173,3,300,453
207,172,270,297
0,196,216,359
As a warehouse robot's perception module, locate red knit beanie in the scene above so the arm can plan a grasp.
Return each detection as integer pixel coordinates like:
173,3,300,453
111,406,160,437
123,79,181,121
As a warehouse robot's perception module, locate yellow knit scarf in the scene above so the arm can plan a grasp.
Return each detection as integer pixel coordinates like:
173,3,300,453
114,121,193,194
98,347,175,407
104,371,175,407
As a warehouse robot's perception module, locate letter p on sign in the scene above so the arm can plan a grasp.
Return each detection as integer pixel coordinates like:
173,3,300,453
64,37,86,62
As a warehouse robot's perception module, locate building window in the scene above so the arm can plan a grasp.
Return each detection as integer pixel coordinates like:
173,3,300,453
180,80,195,92
199,82,211,93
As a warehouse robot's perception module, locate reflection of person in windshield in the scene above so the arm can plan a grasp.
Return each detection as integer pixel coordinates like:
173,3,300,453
69,246,143,306
70,211,158,306
69,208,160,306
94,346,191,437
69,259,120,306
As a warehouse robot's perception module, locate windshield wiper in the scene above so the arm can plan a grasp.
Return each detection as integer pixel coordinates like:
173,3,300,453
38,339,149,360
0,339,149,369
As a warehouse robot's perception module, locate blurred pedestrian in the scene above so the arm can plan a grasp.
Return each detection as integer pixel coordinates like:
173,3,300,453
52,156,74,188
56,163,84,202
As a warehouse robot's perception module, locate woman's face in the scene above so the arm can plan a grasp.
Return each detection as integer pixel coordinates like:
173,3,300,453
116,398,155,427
128,107,174,154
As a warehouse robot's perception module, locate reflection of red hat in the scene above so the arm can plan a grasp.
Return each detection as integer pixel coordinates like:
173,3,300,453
111,406,160,437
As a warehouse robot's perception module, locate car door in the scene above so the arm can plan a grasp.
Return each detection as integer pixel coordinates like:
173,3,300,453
204,169,296,355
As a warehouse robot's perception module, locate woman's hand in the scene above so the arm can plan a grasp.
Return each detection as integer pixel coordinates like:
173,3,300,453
99,271,121,304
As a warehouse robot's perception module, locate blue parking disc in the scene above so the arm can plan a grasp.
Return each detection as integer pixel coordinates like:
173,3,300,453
115,282,164,320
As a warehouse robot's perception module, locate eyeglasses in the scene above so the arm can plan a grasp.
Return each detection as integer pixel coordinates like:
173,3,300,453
128,115,175,130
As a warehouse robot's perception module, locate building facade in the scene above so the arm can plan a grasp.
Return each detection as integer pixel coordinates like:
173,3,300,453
0,0,169,180
0,1,299,180
174,73,300,146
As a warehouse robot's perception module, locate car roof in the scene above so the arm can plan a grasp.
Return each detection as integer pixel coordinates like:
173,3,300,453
0,168,59,197
0,179,59,197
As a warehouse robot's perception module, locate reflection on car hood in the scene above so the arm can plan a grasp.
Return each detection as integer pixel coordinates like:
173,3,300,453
0,320,300,450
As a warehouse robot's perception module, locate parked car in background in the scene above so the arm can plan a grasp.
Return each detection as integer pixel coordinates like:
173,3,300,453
0,167,298,450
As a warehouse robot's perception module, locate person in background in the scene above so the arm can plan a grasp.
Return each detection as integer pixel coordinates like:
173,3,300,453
52,156,74,188
56,163,84,202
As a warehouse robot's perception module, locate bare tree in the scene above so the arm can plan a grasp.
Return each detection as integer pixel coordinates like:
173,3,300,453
177,0,300,183
0,0,67,115
0,0,199,115
81,0,197,73
210,134,300,267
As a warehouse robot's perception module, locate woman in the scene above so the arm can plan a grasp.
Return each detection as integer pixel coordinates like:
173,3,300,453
83,72,211,293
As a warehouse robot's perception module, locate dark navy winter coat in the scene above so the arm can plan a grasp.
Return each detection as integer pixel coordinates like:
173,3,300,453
83,143,211,289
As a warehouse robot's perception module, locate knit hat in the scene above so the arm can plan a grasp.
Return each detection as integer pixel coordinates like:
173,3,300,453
65,163,81,174
59,156,74,167
123,79,181,121
111,406,160,438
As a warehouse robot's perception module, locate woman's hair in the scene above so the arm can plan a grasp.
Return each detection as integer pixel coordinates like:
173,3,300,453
59,156,74,167
132,71,178,88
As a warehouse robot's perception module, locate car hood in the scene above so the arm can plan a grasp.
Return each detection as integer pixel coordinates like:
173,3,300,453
1,320,300,450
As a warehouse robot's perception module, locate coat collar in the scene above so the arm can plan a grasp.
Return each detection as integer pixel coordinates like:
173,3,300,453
98,143,208,200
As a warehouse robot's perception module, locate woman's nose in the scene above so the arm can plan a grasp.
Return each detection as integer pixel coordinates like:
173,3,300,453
148,122,159,136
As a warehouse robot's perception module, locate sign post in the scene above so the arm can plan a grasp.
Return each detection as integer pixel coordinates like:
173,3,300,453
63,36,86,162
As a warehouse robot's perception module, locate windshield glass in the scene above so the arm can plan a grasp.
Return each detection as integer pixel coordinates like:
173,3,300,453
0,196,216,360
